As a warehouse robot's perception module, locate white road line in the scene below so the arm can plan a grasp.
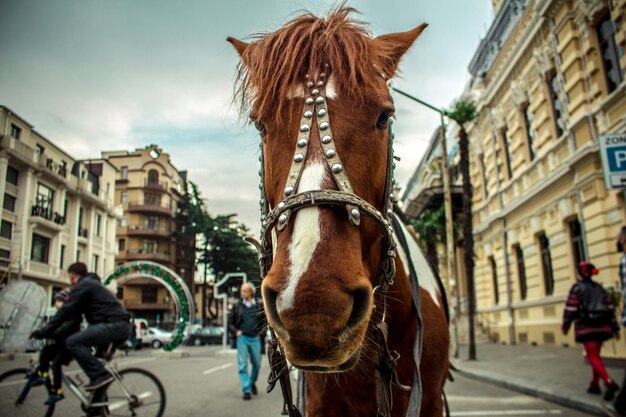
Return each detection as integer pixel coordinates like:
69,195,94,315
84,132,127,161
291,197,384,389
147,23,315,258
202,363,233,375
108,391,152,411
451,410,562,416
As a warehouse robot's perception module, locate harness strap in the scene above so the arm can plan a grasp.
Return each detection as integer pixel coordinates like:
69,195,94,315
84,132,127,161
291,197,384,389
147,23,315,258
266,332,303,417
374,320,411,417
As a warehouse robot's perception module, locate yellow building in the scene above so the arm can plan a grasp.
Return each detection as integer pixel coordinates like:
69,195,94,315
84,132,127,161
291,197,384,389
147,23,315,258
0,106,120,302
404,0,626,355
102,145,191,327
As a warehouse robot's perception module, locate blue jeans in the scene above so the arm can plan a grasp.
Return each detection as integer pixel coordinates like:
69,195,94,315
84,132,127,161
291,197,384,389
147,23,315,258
237,335,261,394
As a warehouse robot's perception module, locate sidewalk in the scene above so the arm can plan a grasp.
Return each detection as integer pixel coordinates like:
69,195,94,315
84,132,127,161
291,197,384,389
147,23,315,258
452,343,626,416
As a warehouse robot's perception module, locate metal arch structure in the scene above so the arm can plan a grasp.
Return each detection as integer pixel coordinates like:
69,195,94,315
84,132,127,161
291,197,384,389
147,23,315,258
104,261,195,351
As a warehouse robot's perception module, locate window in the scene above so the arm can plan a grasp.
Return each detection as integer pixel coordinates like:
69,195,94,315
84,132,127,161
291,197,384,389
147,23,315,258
92,255,99,274
121,166,128,180
569,219,585,268
31,233,50,263
116,287,124,300
118,238,126,251
3,193,16,212
95,214,102,236
539,233,555,295
36,183,54,217
0,249,10,260
35,144,45,155
145,216,159,230
596,14,624,93
501,128,513,179
59,245,66,269
120,215,127,227
144,192,161,206
490,257,499,304
480,154,489,197
1,220,12,240
141,286,158,304
523,104,537,161
548,74,565,138
6,166,18,185
120,191,128,203
78,207,84,228
10,124,21,140
63,199,68,218
515,245,527,301
76,250,81,261
144,240,156,254
147,169,159,185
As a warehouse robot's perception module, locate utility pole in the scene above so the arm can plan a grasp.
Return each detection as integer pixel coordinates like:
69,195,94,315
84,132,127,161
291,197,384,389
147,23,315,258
393,88,460,358
202,241,208,327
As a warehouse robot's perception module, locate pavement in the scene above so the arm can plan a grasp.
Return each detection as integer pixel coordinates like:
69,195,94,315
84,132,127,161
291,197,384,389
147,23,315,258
452,342,626,416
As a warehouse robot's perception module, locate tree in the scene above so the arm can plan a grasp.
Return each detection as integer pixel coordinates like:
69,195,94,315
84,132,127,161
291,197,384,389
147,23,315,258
410,205,460,269
447,97,478,361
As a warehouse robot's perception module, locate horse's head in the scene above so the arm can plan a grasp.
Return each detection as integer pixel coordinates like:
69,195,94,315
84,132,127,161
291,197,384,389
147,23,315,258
229,7,425,372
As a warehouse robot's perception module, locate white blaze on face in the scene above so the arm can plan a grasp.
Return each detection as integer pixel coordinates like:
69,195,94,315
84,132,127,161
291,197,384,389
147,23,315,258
277,162,326,313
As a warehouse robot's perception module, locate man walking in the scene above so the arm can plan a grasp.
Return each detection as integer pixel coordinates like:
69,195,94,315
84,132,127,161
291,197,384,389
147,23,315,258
32,262,131,391
229,282,266,400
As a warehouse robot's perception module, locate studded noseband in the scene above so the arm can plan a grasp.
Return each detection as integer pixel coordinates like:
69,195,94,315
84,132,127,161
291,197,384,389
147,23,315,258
247,72,408,417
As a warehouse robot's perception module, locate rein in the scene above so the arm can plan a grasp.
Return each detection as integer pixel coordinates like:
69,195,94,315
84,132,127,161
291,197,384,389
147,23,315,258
247,73,411,417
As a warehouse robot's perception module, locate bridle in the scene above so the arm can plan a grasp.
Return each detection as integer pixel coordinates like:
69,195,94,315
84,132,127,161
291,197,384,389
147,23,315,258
247,71,410,417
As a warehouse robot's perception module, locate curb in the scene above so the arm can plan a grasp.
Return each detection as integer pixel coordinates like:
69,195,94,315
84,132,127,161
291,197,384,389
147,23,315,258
455,366,605,416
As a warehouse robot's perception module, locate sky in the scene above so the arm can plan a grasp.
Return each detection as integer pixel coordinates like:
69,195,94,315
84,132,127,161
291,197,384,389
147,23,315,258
0,0,493,234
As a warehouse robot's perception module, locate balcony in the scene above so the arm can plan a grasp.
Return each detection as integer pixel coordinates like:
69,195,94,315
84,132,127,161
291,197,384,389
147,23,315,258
127,201,174,217
77,227,89,238
123,249,172,263
126,225,172,238
31,205,66,225
143,180,166,191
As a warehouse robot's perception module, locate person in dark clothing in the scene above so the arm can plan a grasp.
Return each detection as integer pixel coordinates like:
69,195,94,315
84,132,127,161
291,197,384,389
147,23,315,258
30,289,81,405
228,282,266,400
32,262,131,391
562,261,620,401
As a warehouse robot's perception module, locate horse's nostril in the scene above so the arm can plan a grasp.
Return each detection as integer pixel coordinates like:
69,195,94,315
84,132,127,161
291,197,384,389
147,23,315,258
345,287,371,330
262,286,284,330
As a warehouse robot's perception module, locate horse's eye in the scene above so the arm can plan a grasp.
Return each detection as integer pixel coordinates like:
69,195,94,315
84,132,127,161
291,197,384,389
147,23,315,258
252,118,267,137
376,111,393,130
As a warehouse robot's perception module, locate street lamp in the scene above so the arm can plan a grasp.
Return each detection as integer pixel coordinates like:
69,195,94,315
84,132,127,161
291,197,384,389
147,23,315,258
393,87,460,358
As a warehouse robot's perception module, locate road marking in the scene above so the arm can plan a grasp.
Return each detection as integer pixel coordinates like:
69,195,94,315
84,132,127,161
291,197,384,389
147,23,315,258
202,363,233,375
108,391,152,411
451,411,562,416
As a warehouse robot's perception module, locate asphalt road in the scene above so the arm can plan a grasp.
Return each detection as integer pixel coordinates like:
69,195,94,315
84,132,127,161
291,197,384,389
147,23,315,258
0,346,597,417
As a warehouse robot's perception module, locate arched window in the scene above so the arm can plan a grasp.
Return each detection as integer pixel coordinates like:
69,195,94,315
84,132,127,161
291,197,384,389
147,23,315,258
147,169,159,185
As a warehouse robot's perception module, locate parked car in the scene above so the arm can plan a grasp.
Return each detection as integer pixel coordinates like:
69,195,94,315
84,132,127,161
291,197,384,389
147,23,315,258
184,326,224,346
144,327,174,349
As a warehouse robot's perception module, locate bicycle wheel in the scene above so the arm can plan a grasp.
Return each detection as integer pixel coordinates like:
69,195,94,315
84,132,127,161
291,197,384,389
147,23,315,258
98,368,165,417
0,368,55,417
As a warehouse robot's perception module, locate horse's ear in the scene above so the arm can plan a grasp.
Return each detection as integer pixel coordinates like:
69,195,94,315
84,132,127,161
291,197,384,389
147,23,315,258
227,37,252,66
373,23,428,78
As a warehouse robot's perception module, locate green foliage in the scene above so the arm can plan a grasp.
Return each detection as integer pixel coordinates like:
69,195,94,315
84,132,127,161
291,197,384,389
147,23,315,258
410,206,460,250
446,97,478,126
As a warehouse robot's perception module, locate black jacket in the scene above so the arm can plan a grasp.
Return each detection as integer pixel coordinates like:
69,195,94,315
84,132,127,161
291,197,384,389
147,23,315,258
228,298,267,348
39,273,130,338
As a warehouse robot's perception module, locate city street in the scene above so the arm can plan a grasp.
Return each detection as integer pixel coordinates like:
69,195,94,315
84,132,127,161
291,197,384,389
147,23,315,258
0,346,597,416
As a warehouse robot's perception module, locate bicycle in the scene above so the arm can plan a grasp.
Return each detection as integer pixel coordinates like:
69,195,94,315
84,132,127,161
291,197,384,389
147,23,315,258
0,343,166,417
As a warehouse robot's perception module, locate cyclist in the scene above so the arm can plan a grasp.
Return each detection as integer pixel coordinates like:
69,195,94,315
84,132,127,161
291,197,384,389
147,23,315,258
32,262,132,391
30,288,81,405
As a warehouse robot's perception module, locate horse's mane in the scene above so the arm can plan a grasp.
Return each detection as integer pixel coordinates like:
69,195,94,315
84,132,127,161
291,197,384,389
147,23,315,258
234,5,392,125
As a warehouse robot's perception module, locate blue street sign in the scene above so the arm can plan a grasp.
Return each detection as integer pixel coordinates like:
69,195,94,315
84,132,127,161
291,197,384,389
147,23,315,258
598,134,626,189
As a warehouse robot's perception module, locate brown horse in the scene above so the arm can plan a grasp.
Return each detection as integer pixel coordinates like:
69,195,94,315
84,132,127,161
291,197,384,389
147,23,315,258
228,7,449,417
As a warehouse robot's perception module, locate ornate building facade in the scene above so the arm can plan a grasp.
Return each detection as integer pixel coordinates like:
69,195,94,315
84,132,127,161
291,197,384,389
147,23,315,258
404,0,626,356
0,106,120,302
467,0,626,352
